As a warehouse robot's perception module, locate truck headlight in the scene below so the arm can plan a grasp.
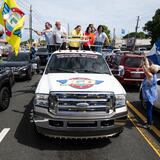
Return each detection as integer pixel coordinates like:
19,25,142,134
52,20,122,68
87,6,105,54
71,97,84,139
19,66,28,71
48,94,58,110
115,94,126,108
34,94,49,108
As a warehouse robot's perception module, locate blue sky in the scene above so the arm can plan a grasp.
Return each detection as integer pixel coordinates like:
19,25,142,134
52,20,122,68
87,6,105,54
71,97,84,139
1,0,160,41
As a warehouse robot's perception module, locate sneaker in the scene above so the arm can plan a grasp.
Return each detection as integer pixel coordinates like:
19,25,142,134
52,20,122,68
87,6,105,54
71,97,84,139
143,124,148,129
143,124,151,129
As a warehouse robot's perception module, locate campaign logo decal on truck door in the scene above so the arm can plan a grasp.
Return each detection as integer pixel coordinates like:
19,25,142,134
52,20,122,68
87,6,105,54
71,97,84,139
57,77,104,89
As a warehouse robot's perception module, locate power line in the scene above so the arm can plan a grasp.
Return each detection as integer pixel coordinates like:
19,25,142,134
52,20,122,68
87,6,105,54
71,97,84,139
17,0,30,8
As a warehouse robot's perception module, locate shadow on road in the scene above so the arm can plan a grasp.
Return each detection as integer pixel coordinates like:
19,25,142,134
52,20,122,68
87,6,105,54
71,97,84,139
128,101,160,143
14,98,112,151
123,84,140,93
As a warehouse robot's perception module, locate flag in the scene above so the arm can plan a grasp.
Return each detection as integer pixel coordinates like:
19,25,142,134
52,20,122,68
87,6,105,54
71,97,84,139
0,0,25,54
146,39,160,65
121,29,125,35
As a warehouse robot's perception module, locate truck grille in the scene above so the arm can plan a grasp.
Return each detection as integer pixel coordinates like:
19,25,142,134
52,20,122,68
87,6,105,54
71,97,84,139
49,92,115,115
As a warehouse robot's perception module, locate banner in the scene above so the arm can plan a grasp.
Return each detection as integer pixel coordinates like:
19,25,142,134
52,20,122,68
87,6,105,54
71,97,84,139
0,0,25,54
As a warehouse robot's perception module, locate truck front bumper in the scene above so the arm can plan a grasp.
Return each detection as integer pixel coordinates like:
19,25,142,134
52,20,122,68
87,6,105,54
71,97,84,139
33,108,128,139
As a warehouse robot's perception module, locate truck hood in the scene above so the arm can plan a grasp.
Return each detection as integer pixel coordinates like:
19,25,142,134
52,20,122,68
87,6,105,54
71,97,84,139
36,73,126,95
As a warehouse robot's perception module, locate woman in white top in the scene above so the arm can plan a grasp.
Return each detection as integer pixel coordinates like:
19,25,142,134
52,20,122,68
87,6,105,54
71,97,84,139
94,25,109,53
34,22,54,53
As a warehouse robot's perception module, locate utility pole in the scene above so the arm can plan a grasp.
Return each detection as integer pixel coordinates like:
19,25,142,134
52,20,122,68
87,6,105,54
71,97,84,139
112,28,116,47
132,16,140,51
29,5,32,46
67,23,70,35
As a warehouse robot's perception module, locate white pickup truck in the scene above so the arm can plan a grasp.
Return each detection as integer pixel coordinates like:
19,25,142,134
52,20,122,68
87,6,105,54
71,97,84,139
33,50,128,139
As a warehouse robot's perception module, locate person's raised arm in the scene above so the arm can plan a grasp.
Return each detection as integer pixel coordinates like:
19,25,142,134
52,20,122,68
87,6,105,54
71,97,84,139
142,61,153,81
143,52,151,68
33,29,43,36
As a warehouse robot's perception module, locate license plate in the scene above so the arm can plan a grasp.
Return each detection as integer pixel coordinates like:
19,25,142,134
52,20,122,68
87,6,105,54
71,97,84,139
131,73,141,78
14,72,19,75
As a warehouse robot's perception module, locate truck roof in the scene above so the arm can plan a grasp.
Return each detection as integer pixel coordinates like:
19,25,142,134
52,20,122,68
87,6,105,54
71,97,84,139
53,50,102,55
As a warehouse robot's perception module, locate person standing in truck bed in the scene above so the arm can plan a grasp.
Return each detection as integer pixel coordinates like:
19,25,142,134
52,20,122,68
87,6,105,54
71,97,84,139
33,22,54,53
53,21,67,51
69,25,83,50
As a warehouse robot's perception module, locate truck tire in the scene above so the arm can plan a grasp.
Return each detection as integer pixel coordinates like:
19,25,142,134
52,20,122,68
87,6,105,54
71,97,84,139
26,69,32,80
0,87,10,111
36,68,40,74
34,124,44,137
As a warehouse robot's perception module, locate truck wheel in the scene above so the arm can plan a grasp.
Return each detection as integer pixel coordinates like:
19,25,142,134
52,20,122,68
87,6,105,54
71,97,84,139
0,87,10,111
36,69,40,74
26,69,32,80
34,124,43,137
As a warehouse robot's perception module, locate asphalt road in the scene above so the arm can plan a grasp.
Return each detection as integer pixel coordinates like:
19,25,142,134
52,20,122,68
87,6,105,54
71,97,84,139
0,75,159,160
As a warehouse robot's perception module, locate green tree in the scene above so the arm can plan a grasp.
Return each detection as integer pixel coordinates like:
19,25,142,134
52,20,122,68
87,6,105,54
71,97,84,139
102,25,111,45
123,32,148,39
144,9,160,45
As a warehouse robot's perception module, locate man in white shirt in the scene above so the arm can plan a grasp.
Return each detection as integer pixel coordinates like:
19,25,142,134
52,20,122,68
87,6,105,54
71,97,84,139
53,21,67,50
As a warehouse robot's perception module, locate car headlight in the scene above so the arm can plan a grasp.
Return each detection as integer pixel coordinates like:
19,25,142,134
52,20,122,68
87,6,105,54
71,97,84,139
115,94,126,108
19,66,28,71
34,94,49,108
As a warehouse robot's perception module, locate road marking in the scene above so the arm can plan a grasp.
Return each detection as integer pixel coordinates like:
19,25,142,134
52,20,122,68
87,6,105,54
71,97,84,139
0,128,10,143
128,115,160,158
127,101,160,138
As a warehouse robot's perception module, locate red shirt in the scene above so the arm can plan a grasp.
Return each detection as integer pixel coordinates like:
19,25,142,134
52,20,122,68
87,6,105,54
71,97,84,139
83,32,95,46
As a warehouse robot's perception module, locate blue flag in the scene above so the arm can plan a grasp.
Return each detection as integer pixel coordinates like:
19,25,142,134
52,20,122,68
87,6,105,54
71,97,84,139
147,39,160,65
121,29,125,35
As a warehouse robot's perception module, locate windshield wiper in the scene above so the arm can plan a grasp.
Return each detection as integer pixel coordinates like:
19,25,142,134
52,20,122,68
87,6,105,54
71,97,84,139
47,68,76,73
74,69,109,74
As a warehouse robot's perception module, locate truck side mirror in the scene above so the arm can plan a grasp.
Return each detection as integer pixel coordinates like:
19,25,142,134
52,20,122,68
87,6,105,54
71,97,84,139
118,65,125,76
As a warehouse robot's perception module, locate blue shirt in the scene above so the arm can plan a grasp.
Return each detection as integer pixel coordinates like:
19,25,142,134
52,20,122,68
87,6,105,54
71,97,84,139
142,74,158,105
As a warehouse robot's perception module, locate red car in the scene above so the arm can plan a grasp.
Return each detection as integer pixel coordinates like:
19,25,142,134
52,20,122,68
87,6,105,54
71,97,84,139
107,53,145,85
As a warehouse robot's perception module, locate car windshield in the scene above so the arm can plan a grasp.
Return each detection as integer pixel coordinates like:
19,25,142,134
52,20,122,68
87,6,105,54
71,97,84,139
124,57,143,68
46,53,110,74
6,53,30,62
37,48,47,52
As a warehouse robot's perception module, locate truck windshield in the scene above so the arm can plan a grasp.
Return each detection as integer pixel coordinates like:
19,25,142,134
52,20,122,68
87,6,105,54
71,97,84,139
124,57,143,68
5,53,30,62
46,53,110,74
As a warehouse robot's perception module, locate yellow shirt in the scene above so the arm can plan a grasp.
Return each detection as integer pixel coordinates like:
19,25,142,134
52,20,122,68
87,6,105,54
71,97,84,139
69,30,83,48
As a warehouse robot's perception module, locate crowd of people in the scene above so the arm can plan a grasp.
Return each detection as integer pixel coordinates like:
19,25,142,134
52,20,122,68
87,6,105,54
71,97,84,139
33,21,110,53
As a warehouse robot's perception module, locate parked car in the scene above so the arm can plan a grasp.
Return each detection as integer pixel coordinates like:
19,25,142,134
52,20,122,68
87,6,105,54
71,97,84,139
33,50,127,139
0,52,40,80
107,53,145,85
35,47,51,67
0,68,13,111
